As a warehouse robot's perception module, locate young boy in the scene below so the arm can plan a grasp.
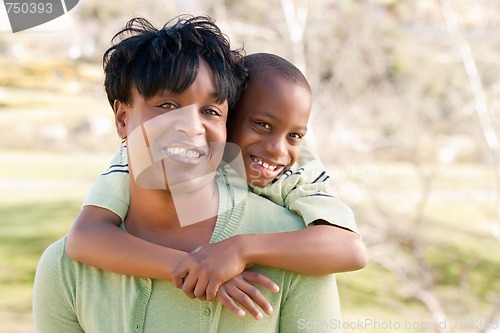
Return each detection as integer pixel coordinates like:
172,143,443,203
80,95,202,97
66,49,366,317
169,53,365,297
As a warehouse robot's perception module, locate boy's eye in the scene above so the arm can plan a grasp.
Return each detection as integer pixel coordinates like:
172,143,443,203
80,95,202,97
255,121,270,129
289,133,303,140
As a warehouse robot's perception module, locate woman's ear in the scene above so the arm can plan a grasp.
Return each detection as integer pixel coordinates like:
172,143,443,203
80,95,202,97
114,100,128,139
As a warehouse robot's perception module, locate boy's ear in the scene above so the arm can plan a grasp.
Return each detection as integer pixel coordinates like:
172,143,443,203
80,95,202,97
114,100,128,139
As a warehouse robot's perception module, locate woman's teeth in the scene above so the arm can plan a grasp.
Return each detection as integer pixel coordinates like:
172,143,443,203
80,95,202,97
166,147,203,159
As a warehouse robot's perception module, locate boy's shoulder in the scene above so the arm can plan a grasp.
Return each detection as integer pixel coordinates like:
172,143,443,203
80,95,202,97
215,170,303,233
294,145,322,167
82,150,130,221
238,186,305,233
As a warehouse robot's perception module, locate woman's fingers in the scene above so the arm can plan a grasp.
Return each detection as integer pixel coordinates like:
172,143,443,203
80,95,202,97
236,279,273,316
221,283,263,320
216,288,246,318
216,271,280,320
241,271,279,293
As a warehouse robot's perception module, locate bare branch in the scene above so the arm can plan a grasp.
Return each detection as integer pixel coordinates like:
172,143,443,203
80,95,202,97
440,0,500,242
280,0,309,74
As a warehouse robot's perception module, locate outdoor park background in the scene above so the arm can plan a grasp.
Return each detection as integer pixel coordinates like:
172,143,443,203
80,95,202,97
1,0,499,332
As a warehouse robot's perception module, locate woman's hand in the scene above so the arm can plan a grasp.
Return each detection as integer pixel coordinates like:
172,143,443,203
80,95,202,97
216,271,279,320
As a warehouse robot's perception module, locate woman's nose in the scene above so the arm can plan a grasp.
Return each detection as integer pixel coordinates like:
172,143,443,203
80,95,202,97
174,104,205,137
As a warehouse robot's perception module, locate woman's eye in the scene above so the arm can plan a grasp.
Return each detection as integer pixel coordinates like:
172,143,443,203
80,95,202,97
203,108,220,116
160,102,177,109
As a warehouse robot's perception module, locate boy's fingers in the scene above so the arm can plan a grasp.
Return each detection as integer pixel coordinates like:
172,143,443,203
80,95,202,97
205,280,220,301
172,275,185,289
241,271,279,292
171,265,188,288
193,275,209,300
181,273,198,299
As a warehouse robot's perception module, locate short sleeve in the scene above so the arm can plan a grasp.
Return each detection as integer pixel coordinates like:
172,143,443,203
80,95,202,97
253,147,360,236
82,151,130,221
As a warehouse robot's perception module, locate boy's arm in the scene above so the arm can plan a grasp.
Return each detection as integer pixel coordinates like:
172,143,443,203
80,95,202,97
174,223,366,291
66,153,277,317
66,150,186,279
173,149,367,298
247,147,367,273
67,206,277,319
66,205,186,280
237,223,367,275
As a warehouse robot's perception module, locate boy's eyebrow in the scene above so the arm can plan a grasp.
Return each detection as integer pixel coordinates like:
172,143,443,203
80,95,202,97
258,111,308,131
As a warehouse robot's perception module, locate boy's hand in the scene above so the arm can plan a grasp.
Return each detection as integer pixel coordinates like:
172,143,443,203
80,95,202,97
172,236,249,300
216,271,278,320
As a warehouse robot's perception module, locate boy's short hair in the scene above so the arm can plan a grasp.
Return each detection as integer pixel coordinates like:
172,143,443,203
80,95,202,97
103,15,246,110
242,53,311,93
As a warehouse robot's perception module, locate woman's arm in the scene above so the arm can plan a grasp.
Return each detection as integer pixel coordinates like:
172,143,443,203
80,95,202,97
66,205,187,280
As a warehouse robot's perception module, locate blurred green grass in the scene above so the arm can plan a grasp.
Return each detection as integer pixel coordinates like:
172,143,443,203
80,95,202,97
0,201,79,309
0,149,111,332
1,151,498,332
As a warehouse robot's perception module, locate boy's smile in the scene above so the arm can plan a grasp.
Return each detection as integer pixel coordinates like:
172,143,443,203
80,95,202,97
228,74,311,187
250,155,286,179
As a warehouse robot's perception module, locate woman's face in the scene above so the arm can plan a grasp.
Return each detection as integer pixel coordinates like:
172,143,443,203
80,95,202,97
117,60,228,190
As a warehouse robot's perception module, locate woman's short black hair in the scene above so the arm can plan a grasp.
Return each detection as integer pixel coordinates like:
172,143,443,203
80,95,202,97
103,15,246,110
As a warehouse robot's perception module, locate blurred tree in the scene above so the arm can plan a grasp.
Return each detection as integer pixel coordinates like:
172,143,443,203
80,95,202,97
1,1,499,329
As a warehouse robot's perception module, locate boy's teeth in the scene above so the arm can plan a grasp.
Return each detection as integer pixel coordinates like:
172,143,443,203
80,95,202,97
253,157,277,171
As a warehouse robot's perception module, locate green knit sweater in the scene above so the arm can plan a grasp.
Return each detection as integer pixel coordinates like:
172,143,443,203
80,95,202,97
33,177,342,332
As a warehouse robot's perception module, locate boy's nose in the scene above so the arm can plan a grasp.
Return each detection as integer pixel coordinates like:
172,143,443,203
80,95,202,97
174,104,205,137
264,134,287,158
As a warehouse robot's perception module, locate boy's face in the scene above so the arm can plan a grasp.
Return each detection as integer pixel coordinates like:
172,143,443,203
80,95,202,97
116,60,228,190
228,76,311,187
